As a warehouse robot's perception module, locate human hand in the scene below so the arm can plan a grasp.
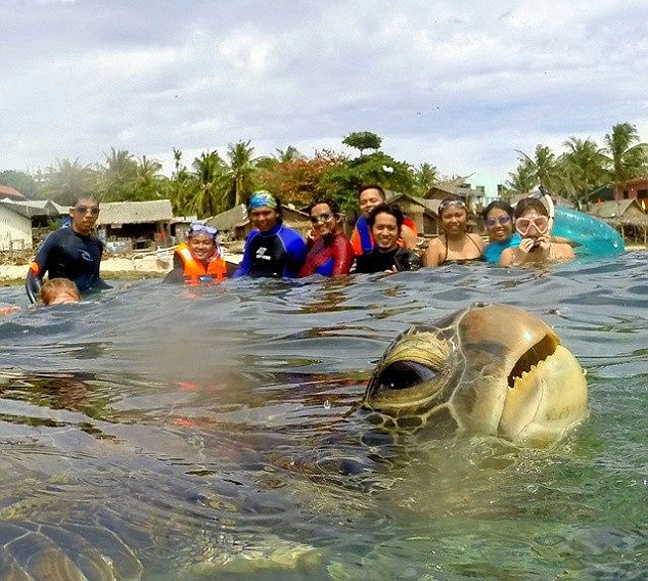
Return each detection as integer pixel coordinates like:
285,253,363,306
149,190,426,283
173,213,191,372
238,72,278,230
519,236,550,254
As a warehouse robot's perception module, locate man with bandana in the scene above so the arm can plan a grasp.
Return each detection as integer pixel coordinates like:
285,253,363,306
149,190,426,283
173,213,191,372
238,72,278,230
25,194,109,303
233,191,307,278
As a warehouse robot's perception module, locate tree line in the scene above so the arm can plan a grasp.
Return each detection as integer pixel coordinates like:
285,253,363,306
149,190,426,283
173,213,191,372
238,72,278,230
1,124,646,218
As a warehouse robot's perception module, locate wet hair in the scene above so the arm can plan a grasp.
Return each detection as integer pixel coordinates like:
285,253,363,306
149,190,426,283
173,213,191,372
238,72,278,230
438,194,468,218
482,199,514,220
367,203,404,231
514,197,549,219
307,196,340,216
39,278,81,305
358,184,386,201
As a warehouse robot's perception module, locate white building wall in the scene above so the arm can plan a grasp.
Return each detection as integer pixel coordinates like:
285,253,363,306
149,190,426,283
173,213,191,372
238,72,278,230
0,207,32,251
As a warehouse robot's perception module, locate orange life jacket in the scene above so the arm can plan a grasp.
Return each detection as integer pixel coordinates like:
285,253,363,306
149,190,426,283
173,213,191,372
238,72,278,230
175,243,227,286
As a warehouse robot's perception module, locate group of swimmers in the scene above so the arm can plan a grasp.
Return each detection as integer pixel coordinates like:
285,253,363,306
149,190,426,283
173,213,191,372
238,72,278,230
12,184,577,306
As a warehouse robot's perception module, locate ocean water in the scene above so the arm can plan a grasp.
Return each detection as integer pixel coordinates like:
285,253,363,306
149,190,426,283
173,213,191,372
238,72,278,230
0,252,646,580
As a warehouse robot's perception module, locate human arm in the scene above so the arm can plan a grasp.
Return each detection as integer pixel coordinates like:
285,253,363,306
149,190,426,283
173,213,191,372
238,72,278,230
400,224,418,250
423,237,443,267
283,232,308,278
331,236,354,275
24,233,56,304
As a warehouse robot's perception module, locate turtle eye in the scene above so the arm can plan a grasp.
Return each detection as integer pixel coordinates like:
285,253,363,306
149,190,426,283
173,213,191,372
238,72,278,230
374,361,438,391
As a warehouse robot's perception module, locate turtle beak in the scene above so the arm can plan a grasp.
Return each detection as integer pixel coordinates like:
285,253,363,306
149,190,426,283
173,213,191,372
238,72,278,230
506,332,561,388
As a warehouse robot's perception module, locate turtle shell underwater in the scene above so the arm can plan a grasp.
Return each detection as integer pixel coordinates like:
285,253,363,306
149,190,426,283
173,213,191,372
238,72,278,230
362,303,589,446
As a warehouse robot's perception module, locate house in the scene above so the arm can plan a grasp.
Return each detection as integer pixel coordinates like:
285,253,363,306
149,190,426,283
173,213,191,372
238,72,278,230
615,176,648,210
0,185,27,202
385,193,442,236
205,205,248,240
0,198,70,250
587,199,648,244
0,203,33,251
425,177,486,211
95,200,174,250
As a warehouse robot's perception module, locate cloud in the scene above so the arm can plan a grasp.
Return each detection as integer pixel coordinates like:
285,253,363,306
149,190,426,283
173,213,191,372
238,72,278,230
1,0,647,194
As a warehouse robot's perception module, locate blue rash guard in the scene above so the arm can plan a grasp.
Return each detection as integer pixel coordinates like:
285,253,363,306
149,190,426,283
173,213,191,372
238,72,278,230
25,227,109,303
232,222,307,278
483,233,522,264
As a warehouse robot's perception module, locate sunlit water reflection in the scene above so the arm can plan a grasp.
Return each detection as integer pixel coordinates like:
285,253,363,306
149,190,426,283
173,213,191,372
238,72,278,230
0,252,646,579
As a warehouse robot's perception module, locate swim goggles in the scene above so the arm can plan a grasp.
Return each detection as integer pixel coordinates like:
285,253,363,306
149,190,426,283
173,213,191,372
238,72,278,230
485,215,511,227
438,199,466,214
515,215,549,236
310,212,335,225
189,223,218,239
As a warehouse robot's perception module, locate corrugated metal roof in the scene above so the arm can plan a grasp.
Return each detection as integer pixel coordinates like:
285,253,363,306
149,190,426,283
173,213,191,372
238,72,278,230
0,199,68,218
95,200,173,225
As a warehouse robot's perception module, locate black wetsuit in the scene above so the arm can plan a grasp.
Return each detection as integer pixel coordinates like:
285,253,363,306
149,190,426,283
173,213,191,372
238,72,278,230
355,247,421,274
25,227,108,303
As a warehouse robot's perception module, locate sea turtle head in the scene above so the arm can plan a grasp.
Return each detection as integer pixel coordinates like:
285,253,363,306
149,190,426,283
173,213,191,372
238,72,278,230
362,303,588,446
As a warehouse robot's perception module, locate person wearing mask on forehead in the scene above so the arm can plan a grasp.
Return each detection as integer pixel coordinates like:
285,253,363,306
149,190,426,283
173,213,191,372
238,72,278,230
25,194,109,303
355,204,421,274
482,200,521,264
499,198,575,266
350,184,418,256
164,223,235,285
299,197,354,277
232,190,307,278
423,194,484,267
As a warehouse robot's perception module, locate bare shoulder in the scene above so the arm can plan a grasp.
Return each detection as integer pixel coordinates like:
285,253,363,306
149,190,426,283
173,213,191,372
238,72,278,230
468,233,485,250
424,236,445,267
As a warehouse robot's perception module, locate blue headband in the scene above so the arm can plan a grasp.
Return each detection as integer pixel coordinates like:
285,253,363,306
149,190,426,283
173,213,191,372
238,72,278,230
248,191,278,210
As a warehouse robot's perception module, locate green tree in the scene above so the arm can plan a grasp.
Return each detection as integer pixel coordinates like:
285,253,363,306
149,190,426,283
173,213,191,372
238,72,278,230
41,158,97,206
558,137,608,206
190,151,227,218
0,170,42,199
602,122,648,184
223,140,258,208
342,131,382,156
98,148,139,202
412,162,439,196
514,145,561,192
168,148,196,216
133,155,167,200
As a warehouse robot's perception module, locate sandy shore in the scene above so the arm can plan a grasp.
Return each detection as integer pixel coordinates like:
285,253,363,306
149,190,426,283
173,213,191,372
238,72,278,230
1,250,243,285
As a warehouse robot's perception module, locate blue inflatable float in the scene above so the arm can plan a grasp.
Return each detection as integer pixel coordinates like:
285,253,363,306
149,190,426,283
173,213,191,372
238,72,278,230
536,188,625,258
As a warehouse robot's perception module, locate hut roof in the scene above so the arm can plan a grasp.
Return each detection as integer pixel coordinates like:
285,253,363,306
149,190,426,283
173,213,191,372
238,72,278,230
0,185,26,200
95,200,173,226
0,198,68,218
587,200,648,225
206,204,248,231
386,192,441,215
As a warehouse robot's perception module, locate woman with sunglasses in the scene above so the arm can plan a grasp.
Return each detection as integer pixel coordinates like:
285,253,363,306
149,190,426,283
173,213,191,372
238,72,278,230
482,200,521,264
164,223,232,285
499,198,575,266
423,195,484,267
299,198,354,277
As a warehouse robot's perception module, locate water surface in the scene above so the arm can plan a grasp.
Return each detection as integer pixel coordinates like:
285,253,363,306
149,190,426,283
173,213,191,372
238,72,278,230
0,253,646,579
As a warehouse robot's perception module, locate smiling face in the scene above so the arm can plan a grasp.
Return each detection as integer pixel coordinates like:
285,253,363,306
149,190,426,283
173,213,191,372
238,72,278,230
309,203,340,237
70,197,100,236
485,207,513,243
188,233,216,262
359,188,385,218
371,211,400,252
249,207,279,233
440,205,468,237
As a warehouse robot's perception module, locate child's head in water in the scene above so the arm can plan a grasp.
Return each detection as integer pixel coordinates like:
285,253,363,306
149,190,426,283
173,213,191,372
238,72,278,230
39,278,81,305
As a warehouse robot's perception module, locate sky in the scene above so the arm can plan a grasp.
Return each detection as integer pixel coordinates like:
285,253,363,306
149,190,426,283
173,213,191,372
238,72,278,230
1,0,647,196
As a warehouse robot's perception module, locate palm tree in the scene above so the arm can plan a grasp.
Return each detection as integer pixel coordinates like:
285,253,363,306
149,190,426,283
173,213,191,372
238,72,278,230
41,158,97,205
558,137,608,206
190,151,227,217
412,162,438,196
506,159,536,194
224,140,258,208
99,148,139,201
514,145,561,192
133,156,165,200
603,122,648,184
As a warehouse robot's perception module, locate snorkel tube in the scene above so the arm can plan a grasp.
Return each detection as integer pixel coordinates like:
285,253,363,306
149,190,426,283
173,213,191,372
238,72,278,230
533,186,624,258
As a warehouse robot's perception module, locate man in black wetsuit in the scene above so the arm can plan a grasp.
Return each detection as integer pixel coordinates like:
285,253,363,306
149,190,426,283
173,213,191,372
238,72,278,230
25,195,109,303
355,204,421,274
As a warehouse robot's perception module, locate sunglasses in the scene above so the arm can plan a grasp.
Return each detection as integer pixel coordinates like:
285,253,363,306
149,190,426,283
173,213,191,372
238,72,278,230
515,215,549,235
74,205,99,216
189,224,218,237
310,212,335,225
485,215,511,227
